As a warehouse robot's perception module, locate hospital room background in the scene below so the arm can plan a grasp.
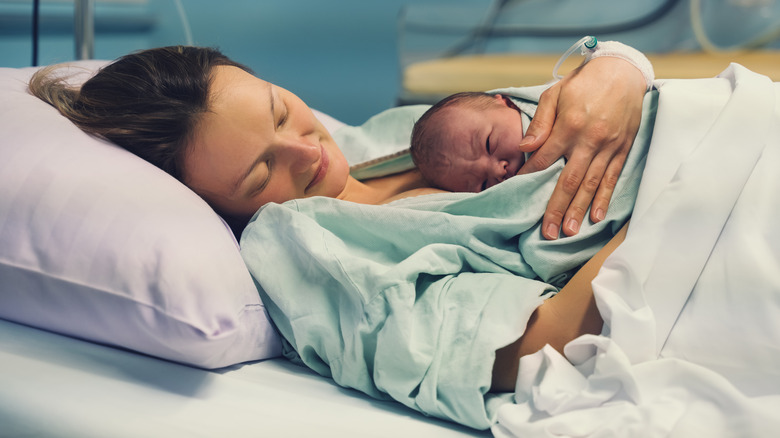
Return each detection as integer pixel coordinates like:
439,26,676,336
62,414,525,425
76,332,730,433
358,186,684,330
2,2,780,437
1,0,778,126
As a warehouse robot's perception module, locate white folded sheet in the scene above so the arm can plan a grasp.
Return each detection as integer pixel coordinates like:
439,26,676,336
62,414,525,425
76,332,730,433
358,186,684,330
494,64,780,437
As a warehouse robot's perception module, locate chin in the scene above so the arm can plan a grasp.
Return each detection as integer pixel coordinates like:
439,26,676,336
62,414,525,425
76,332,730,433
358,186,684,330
330,169,350,197
331,151,350,179
313,165,348,199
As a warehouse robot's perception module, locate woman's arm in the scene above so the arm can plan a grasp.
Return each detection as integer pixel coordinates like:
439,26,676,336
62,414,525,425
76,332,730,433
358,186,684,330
518,55,647,240
491,222,629,392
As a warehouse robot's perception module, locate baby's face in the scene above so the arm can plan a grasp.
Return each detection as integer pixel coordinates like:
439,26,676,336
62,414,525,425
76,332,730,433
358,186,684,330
426,95,526,192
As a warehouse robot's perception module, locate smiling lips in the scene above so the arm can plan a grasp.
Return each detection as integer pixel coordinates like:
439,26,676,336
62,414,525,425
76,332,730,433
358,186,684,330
305,145,329,192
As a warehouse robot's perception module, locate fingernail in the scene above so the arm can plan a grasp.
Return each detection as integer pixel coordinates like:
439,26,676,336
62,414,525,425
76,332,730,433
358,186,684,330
545,223,558,239
567,218,580,233
594,208,605,221
518,135,535,147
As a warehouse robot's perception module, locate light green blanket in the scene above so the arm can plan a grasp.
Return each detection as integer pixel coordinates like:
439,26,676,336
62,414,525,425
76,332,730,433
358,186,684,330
240,90,657,429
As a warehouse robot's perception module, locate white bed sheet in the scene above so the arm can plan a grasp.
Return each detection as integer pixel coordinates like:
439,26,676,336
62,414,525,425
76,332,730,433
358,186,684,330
0,318,487,437
493,64,780,437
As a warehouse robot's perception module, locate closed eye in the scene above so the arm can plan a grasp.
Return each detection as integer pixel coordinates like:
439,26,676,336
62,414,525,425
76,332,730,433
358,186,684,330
271,87,289,129
277,105,288,128
248,159,272,197
276,105,290,129
481,135,492,191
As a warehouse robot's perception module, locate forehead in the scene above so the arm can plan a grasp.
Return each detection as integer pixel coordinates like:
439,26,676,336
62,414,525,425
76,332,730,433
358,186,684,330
183,66,273,193
431,106,483,158
208,65,271,114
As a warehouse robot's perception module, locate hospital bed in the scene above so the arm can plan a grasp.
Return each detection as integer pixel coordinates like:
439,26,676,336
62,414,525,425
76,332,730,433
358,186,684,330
4,52,780,437
0,319,485,437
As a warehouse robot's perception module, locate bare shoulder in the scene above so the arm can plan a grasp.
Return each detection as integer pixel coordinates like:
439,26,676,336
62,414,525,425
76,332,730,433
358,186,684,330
362,168,447,204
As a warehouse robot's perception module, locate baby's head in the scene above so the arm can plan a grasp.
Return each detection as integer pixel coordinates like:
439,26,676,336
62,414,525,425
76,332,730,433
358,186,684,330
411,91,526,192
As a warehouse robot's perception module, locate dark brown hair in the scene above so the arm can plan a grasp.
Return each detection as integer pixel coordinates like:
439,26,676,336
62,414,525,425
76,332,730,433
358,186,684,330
28,46,251,181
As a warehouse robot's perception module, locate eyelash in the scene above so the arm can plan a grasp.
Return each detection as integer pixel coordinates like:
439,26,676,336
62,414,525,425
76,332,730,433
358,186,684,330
251,159,272,196
482,136,491,191
278,107,288,128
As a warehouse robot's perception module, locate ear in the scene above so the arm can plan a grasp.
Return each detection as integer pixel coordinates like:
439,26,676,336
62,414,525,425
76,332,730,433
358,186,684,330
496,94,520,111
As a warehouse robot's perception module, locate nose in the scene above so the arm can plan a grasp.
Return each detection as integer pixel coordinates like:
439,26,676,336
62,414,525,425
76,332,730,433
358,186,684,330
489,159,510,182
277,135,320,175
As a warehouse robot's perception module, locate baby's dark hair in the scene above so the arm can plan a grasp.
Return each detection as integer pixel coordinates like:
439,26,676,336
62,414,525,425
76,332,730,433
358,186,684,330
410,91,497,185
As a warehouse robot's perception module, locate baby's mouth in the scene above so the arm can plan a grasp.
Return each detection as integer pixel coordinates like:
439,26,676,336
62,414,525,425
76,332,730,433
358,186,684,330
507,154,525,179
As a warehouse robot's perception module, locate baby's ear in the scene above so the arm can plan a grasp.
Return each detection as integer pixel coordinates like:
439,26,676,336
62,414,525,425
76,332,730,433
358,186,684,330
496,94,519,110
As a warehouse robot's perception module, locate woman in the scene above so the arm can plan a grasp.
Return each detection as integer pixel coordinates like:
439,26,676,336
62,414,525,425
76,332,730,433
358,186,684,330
29,45,647,238
29,45,648,428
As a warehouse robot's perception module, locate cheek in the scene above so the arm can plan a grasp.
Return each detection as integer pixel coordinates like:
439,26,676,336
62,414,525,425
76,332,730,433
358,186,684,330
442,164,476,192
254,184,295,207
503,144,526,161
325,157,349,195
496,131,525,158
216,195,260,219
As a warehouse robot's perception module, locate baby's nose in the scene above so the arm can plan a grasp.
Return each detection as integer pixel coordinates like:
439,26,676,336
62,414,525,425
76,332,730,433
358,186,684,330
494,160,510,180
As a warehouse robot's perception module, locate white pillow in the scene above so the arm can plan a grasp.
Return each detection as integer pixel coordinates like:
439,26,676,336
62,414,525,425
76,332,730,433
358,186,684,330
0,62,282,368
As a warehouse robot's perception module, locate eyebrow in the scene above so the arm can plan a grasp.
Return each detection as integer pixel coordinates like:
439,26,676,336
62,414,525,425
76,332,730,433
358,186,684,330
231,84,275,196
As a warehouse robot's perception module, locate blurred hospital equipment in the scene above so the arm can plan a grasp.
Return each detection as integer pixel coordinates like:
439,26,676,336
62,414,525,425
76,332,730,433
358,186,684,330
397,0,780,104
27,0,192,64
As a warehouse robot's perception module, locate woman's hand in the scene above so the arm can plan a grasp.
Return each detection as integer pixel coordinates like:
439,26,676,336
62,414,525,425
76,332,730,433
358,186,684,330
517,56,646,240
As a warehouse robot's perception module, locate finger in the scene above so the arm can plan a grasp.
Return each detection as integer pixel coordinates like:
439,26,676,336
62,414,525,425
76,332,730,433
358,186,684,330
516,140,565,176
518,85,561,153
519,100,587,176
562,153,610,236
517,109,573,176
540,153,592,240
589,152,627,223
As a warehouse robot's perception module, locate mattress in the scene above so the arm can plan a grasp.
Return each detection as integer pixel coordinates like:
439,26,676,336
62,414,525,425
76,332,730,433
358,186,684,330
0,318,487,437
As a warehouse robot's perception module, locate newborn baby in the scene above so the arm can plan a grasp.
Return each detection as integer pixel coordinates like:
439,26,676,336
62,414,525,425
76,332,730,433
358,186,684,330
410,91,528,192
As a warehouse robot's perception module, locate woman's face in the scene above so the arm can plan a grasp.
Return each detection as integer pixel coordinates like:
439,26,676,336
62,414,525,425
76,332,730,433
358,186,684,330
183,66,349,220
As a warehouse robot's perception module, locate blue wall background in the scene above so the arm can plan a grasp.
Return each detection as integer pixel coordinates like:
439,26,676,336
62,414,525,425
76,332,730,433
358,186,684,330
1,0,778,125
